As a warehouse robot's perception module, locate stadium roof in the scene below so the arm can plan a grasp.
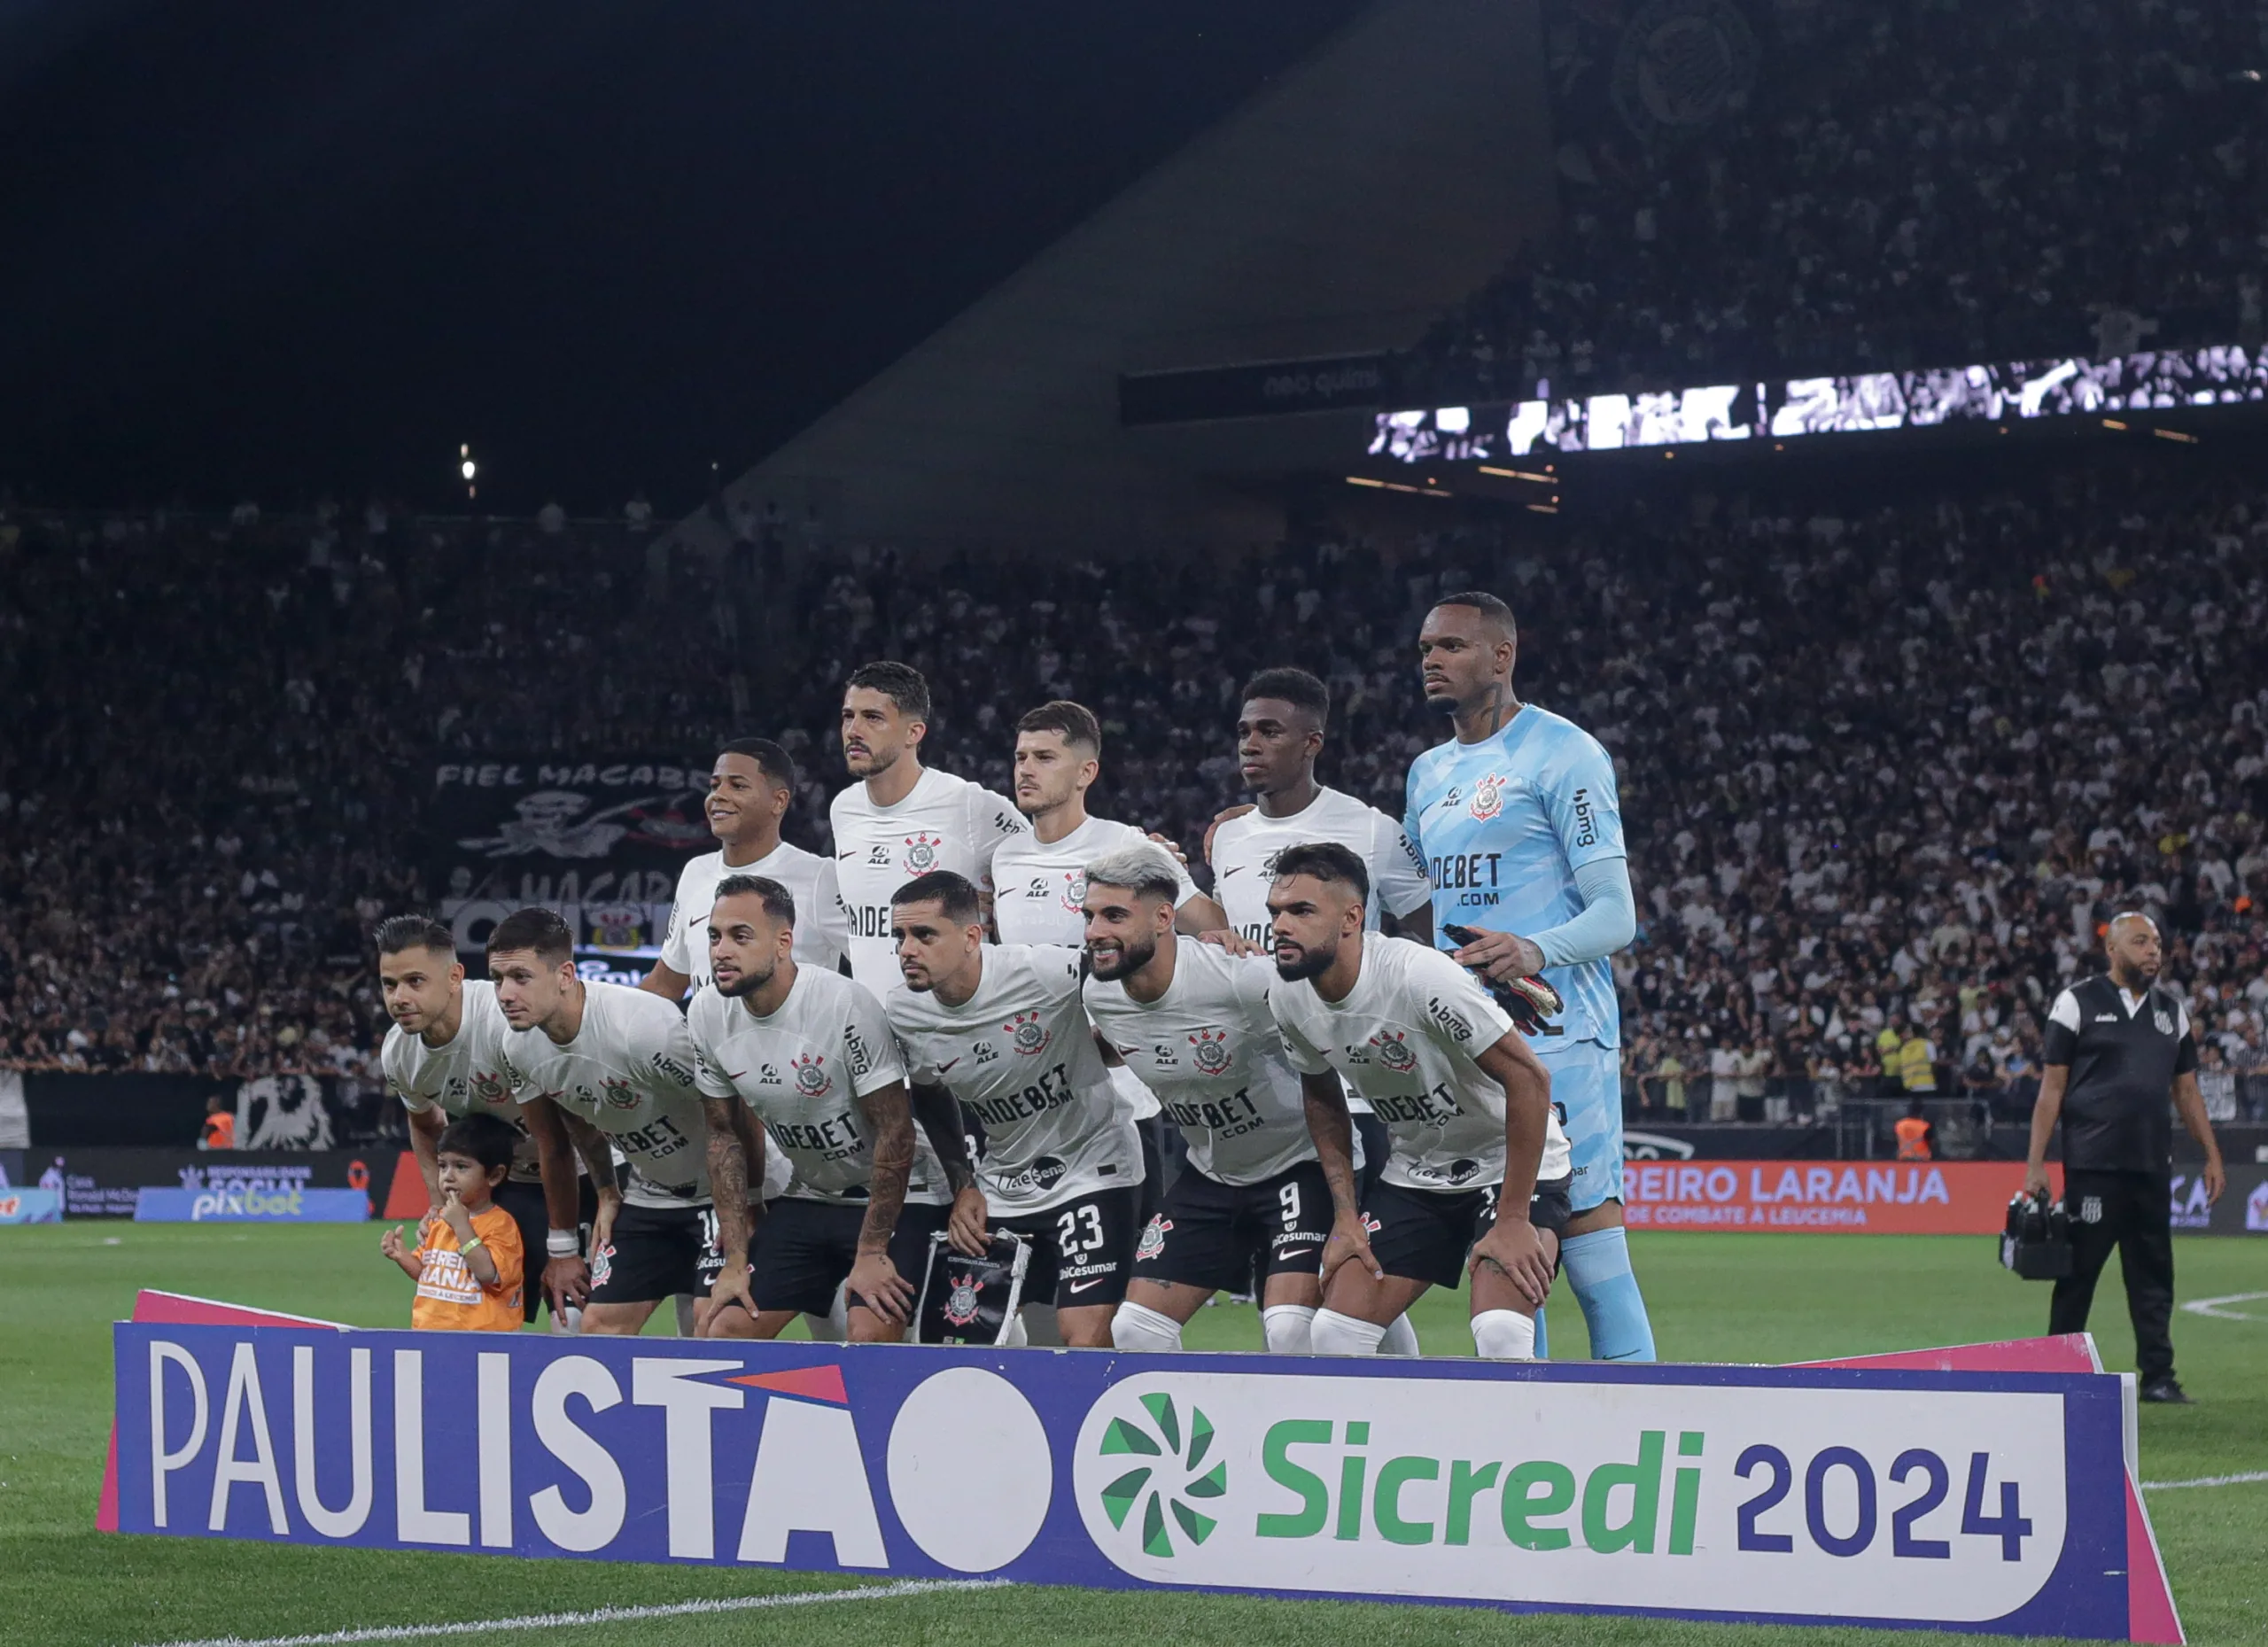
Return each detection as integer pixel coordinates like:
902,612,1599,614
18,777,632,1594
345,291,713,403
683,0,1554,556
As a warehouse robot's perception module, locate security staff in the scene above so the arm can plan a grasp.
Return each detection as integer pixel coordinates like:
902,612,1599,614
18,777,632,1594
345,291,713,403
2024,913,2225,1403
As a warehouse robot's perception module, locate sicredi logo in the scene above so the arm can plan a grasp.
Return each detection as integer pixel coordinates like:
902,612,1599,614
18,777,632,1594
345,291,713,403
1071,1373,2067,1619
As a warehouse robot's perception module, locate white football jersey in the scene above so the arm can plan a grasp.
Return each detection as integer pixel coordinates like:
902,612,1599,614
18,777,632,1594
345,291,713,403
1209,786,1433,946
1270,935,1569,1193
660,840,848,990
687,967,949,1207
382,981,544,1184
829,766,1026,996
1083,939,1317,1186
990,814,1198,946
886,944,1139,1216
502,980,712,1208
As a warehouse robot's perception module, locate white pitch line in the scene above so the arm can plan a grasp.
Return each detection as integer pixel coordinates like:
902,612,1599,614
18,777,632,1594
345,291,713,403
2179,1290,2268,1321
2141,1471,2268,1491
138,1578,1012,1647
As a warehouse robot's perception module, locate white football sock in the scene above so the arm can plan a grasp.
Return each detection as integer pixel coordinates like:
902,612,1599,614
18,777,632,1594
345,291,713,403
1111,1301,1184,1351
1472,1309,1538,1360
1262,1304,1317,1353
1309,1309,1389,1356
1378,1313,1421,1356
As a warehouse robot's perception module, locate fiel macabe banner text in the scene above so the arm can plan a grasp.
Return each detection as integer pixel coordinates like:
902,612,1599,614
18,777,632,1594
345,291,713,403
424,756,711,959
113,1325,2147,1638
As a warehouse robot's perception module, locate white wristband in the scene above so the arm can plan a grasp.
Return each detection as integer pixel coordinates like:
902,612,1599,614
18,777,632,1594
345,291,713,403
546,1229,579,1258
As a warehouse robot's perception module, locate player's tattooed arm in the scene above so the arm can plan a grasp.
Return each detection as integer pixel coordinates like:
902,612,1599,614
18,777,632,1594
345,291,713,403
703,1096,761,1324
1301,1071,1382,1283
848,1080,917,1322
911,1078,989,1255
1469,1031,1555,1309
555,1106,625,1255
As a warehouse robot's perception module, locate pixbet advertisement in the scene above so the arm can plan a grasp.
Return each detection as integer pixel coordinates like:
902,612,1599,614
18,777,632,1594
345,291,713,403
112,1325,2146,1637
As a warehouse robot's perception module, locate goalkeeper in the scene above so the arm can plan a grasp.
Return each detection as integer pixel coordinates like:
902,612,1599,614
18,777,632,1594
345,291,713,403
1403,593,1655,1363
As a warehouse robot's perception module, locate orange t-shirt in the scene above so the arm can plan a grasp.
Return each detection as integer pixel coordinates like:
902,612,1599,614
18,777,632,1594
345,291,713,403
410,1204,524,1331
202,1111,236,1149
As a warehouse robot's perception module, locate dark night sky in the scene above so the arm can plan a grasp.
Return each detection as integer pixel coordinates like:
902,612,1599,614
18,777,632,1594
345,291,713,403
0,2,1371,515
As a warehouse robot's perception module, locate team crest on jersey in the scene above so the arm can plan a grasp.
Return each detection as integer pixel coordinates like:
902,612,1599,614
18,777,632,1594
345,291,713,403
1060,870,1088,913
792,1052,833,1098
2153,1008,2174,1036
588,902,643,947
599,1075,640,1110
1370,1030,1418,1073
903,832,943,873
1136,1216,1172,1262
1189,1028,1232,1076
1470,773,1507,821
470,1069,509,1104
1006,1010,1051,1056
943,1272,985,1327
1260,849,1283,879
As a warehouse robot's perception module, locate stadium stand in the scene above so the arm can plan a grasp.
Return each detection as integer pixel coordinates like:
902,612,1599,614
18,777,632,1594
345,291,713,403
1402,0,2267,405
4,451,2265,1138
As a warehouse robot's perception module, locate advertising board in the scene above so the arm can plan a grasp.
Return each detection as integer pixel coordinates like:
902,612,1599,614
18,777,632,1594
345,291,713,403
133,1187,370,1224
112,1323,2155,1638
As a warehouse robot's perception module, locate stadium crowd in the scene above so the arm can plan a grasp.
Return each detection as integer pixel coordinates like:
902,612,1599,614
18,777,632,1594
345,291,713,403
1406,0,2267,403
3,454,2265,1130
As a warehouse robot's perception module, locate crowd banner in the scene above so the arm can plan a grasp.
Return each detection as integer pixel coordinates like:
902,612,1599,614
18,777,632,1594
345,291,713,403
424,754,711,960
111,1323,2166,1638
133,1187,370,1224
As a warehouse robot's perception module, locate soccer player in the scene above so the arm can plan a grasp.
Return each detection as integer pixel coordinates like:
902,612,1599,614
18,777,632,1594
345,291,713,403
884,870,1142,1348
644,739,847,999
1081,844,1339,1354
1208,666,1433,1355
1405,592,1653,1362
990,699,1230,1224
489,906,761,1336
991,700,1225,945
377,913,588,1323
830,661,1026,997
687,874,954,1342
1266,843,1570,1360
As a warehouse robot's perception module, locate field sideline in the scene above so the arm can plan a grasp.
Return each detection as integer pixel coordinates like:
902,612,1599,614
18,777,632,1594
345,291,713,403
4,1225,2261,1647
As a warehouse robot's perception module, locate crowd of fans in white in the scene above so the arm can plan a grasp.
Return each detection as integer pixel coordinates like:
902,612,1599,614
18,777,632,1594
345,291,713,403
4,452,2264,1132
1407,0,2265,403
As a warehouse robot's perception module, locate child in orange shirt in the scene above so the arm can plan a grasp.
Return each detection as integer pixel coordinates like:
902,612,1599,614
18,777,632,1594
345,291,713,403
381,1113,524,1330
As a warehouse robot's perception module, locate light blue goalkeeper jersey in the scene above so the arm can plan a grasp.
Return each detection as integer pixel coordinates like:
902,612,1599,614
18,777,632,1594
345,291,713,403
1402,704,1626,1049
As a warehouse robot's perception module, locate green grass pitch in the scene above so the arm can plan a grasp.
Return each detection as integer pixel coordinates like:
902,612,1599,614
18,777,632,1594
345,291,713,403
2,1224,2260,1647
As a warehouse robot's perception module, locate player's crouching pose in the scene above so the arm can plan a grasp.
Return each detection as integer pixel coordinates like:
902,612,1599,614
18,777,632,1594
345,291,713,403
688,874,955,1342
886,870,1143,1348
490,907,762,1336
1265,843,1571,1359
1081,844,1340,1354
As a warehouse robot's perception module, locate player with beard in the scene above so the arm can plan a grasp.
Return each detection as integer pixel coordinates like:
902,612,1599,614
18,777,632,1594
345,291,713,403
1406,592,1652,1362
1265,843,1569,1361
990,699,1230,1223
489,907,765,1336
377,914,590,1325
1080,845,1340,1355
645,739,846,999
830,662,1026,998
884,870,1142,1348
1208,666,1433,1355
688,875,959,1342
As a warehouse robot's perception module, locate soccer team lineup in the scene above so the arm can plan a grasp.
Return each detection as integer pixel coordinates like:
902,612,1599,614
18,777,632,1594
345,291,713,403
379,594,1643,1363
